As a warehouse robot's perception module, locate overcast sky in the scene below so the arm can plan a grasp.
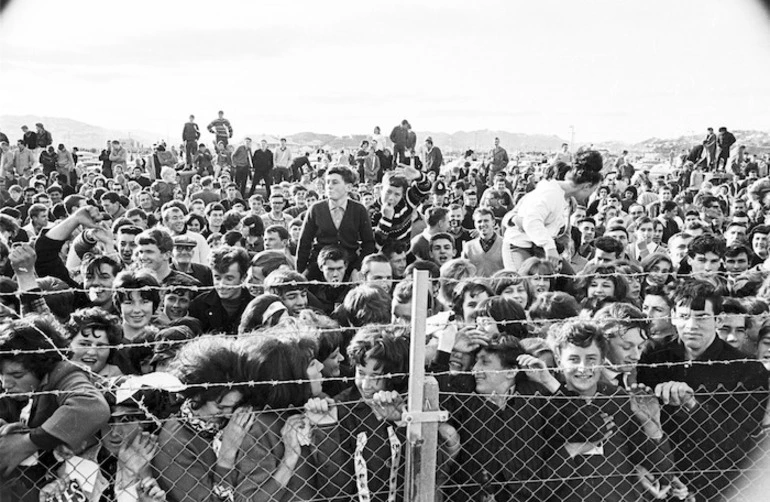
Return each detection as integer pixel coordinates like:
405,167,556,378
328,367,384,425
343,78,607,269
1,0,769,143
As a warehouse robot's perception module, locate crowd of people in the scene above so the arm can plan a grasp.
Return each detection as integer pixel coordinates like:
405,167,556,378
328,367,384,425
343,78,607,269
0,116,769,501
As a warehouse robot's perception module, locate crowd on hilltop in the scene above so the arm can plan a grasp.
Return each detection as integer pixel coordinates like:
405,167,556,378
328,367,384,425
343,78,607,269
0,114,770,502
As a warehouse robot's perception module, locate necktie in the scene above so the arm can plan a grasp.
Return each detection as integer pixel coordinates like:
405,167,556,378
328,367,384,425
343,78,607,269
332,205,344,229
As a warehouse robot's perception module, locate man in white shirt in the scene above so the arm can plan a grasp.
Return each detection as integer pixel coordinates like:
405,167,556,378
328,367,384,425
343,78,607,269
22,203,52,238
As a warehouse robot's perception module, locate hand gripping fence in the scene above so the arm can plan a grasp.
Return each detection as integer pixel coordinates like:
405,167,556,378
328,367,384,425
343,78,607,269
3,271,770,502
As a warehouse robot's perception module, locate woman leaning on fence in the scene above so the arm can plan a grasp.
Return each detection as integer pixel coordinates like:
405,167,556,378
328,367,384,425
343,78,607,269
226,327,326,501
152,336,251,502
0,315,111,502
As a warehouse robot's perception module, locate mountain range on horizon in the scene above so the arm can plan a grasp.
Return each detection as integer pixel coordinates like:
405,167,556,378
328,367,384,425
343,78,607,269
1,115,769,155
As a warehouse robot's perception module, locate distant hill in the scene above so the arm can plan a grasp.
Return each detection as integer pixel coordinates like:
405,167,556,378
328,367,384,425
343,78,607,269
278,129,568,153
595,130,770,155
0,115,163,150
3,115,765,156
0,117,568,153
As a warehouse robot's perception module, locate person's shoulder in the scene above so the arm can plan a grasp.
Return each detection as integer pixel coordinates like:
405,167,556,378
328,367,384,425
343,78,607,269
307,199,326,213
517,379,553,397
189,288,216,306
44,359,93,388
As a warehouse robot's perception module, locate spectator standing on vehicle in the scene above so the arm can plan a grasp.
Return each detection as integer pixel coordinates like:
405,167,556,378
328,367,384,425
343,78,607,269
704,127,717,170
207,110,233,147
489,137,509,177
273,138,293,184
390,119,410,165
232,138,253,196
424,137,443,176
251,139,274,197
109,139,128,172
182,114,201,166
716,126,737,171
34,122,52,157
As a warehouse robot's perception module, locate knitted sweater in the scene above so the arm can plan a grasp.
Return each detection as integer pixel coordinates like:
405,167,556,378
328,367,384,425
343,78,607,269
369,173,431,246
207,118,232,138
461,236,504,277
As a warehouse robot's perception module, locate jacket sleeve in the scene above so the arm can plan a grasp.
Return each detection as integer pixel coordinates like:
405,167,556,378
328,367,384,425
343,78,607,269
195,124,201,140
673,369,768,466
233,420,295,502
37,368,110,451
296,206,318,273
310,410,356,500
406,172,431,208
34,233,79,288
356,205,376,268
154,424,226,502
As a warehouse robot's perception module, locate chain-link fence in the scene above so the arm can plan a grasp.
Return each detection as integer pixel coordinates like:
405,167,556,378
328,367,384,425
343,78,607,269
3,369,770,502
2,271,770,502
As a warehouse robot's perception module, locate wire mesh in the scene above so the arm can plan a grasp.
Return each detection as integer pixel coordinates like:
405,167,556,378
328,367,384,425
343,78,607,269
2,372,769,502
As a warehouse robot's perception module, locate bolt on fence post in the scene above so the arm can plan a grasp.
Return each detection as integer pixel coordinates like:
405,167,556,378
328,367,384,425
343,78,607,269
404,269,439,502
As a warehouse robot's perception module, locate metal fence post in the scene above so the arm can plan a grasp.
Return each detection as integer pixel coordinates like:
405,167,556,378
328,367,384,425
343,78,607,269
404,270,441,502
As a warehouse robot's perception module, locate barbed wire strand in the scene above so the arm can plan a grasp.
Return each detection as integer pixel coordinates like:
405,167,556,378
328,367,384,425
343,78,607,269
3,366,767,400
1,312,766,354
0,269,754,297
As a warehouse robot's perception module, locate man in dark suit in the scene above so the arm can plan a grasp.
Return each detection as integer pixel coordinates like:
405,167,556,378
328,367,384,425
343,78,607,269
251,139,274,197
704,127,717,170
296,165,376,281
716,126,737,172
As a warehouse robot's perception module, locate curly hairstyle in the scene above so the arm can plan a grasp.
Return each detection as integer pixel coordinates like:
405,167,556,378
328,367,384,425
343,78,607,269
347,324,410,393
547,319,608,360
0,316,69,379
65,307,123,359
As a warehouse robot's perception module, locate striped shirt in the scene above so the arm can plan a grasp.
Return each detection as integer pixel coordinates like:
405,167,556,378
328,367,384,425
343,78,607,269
369,173,431,246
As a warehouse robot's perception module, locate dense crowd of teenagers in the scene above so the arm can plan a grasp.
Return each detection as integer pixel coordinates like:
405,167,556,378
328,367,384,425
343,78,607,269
1,116,770,502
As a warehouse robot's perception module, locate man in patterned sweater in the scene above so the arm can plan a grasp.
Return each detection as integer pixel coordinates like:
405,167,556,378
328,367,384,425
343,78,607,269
207,110,233,147
368,162,431,248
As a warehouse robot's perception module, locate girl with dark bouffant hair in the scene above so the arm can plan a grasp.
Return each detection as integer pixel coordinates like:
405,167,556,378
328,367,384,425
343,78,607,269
227,328,327,501
112,270,162,341
504,150,604,271
153,336,250,502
